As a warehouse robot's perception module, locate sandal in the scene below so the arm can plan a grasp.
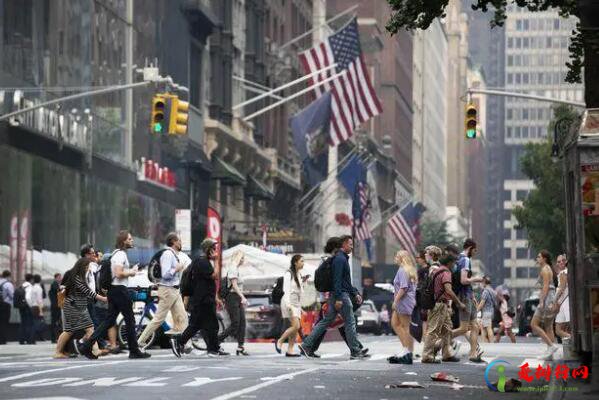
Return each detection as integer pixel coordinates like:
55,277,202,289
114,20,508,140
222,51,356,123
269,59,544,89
52,353,69,359
274,341,281,354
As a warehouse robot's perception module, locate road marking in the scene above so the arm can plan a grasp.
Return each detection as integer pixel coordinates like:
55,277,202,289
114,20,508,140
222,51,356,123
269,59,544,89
12,378,82,387
320,353,343,359
182,377,244,387
162,366,201,372
0,360,125,383
125,377,171,387
63,377,142,387
209,367,321,400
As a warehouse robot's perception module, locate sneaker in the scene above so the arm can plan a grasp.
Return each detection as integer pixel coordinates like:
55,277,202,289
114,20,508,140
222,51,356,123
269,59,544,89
442,356,461,362
129,351,151,359
388,352,413,365
350,352,371,360
107,345,122,355
77,341,97,360
207,348,230,357
312,352,321,358
73,339,82,355
183,344,193,354
361,348,369,356
298,344,314,358
170,337,181,358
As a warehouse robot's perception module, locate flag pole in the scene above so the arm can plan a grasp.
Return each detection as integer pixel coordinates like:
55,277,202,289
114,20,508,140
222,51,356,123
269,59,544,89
232,64,337,111
242,70,347,122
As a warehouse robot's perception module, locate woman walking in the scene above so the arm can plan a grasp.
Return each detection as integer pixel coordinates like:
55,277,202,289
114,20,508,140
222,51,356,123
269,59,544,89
218,251,249,356
388,250,417,364
495,293,516,343
555,254,570,341
54,258,107,359
275,255,305,357
531,250,559,360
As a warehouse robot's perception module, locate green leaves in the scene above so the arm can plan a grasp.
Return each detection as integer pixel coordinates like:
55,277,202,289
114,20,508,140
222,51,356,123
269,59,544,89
384,0,583,83
512,105,579,256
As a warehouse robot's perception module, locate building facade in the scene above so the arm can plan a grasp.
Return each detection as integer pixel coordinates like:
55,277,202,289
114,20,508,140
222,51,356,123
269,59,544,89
502,5,583,303
412,20,448,219
0,0,215,281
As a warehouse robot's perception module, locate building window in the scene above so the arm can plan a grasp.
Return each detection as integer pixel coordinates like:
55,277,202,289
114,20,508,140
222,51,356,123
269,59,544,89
516,37,522,48
516,190,528,201
554,19,560,30
522,109,529,119
504,228,512,240
523,73,529,84
504,248,512,260
546,37,552,48
516,20,522,31
516,267,529,278
504,189,512,201
507,73,514,84
523,19,529,30
504,209,512,222
522,126,529,138
523,37,529,48
515,126,521,138
516,228,527,240
508,55,513,66
515,73,521,84
516,248,530,259
507,109,513,120
508,37,513,48
507,127,513,138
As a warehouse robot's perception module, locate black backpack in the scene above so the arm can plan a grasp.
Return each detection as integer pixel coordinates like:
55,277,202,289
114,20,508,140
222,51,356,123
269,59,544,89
419,267,448,310
147,249,179,283
13,285,28,309
452,254,469,295
272,276,284,305
98,250,122,292
314,256,333,292
219,274,231,299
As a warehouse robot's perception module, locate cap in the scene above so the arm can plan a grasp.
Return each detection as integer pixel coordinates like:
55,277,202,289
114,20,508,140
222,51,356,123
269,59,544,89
200,238,218,254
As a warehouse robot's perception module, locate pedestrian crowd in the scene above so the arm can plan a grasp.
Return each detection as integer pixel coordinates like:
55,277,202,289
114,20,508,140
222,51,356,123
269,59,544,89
0,231,571,366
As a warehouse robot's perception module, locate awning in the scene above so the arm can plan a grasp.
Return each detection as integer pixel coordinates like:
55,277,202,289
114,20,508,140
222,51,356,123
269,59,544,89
211,157,246,186
246,175,274,200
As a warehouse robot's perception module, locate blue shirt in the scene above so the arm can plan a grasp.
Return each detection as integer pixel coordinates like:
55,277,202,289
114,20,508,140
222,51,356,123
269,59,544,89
455,252,473,298
0,278,14,304
160,248,181,287
332,250,357,300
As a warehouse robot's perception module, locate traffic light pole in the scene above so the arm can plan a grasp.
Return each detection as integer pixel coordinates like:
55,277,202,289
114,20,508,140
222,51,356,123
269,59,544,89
0,79,166,122
466,88,586,108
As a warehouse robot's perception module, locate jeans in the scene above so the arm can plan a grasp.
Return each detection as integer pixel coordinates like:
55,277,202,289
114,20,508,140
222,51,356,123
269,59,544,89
0,302,11,344
87,302,107,348
181,302,219,352
218,293,246,347
18,306,34,344
303,293,361,355
85,285,139,353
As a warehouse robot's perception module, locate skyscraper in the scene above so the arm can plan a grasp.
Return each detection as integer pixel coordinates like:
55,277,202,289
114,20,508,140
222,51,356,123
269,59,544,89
503,5,583,304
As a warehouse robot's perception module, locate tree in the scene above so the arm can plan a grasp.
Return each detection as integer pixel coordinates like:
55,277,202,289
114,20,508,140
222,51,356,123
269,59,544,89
419,215,463,249
385,0,599,107
512,105,579,256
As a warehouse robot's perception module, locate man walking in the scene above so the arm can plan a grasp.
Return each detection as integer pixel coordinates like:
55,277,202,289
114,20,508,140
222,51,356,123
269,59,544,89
31,274,46,341
78,230,150,359
299,235,368,360
451,239,485,362
0,270,15,344
171,238,227,357
138,232,188,349
48,273,62,343
421,254,465,363
17,274,35,344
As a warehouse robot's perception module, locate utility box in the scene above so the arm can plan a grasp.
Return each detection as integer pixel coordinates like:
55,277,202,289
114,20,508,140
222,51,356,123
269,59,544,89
562,109,599,360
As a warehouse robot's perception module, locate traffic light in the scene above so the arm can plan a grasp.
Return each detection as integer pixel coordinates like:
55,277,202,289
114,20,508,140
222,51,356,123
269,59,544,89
465,103,477,139
168,97,189,135
150,94,169,134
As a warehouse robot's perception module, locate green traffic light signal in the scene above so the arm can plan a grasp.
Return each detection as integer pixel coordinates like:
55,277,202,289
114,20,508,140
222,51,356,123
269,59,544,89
466,128,476,139
153,122,163,133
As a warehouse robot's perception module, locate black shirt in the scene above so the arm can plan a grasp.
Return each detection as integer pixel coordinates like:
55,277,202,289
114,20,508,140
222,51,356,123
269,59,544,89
182,256,216,305
49,281,60,308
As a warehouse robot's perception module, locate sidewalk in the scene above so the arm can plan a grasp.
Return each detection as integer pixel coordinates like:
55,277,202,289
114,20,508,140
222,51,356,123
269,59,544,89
545,352,599,400
0,341,55,358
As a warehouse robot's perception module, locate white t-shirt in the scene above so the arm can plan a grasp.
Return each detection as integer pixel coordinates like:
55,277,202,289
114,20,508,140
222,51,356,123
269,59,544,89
111,249,130,286
31,283,44,308
227,266,243,293
87,262,99,293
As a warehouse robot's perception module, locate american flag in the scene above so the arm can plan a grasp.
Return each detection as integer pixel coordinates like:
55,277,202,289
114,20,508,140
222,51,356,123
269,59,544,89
353,181,372,241
299,18,383,146
387,203,424,256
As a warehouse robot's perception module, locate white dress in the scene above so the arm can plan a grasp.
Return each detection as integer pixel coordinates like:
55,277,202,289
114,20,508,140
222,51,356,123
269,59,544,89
281,270,303,319
555,268,570,323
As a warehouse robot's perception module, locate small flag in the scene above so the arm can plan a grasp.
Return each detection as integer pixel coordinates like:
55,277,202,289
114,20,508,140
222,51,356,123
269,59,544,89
387,202,425,255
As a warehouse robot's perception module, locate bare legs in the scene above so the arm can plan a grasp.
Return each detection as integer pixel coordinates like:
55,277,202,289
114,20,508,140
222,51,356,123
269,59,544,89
278,317,300,354
391,312,414,353
531,315,554,346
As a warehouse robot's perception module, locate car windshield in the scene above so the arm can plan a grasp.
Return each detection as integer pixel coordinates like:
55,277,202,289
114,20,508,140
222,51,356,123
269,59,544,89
247,296,270,307
360,303,375,312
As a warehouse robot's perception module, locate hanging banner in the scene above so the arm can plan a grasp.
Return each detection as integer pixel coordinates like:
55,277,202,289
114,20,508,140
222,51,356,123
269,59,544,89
175,209,192,252
206,207,223,280
9,213,18,278
18,210,29,279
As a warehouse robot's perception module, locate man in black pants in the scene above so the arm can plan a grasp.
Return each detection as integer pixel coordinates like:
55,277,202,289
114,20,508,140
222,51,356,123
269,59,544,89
171,238,228,357
78,230,150,359
0,270,15,344
48,273,62,343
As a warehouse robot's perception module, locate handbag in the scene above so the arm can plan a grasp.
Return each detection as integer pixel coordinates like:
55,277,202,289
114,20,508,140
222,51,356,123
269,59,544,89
57,289,66,309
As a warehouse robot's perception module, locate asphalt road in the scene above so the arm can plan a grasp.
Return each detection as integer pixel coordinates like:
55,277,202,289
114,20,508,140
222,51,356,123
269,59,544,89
0,335,571,400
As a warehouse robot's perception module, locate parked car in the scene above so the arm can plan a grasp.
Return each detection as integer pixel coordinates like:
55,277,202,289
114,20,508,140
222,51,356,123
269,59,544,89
356,300,382,335
517,296,539,336
245,291,283,339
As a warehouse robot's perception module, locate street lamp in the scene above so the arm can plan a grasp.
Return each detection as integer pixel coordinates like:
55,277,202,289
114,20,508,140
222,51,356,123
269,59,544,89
552,117,577,162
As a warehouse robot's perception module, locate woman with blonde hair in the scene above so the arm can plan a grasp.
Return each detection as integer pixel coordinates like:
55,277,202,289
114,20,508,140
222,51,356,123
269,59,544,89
388,250,417,364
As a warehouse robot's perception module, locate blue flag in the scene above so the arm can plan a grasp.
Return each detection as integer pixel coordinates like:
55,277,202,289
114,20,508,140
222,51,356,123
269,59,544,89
291,92,332,187
338,154,367,199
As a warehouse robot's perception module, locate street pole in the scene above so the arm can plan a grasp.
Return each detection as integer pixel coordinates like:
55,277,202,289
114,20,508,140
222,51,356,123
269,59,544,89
466,88,586,108
125,0,134,166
